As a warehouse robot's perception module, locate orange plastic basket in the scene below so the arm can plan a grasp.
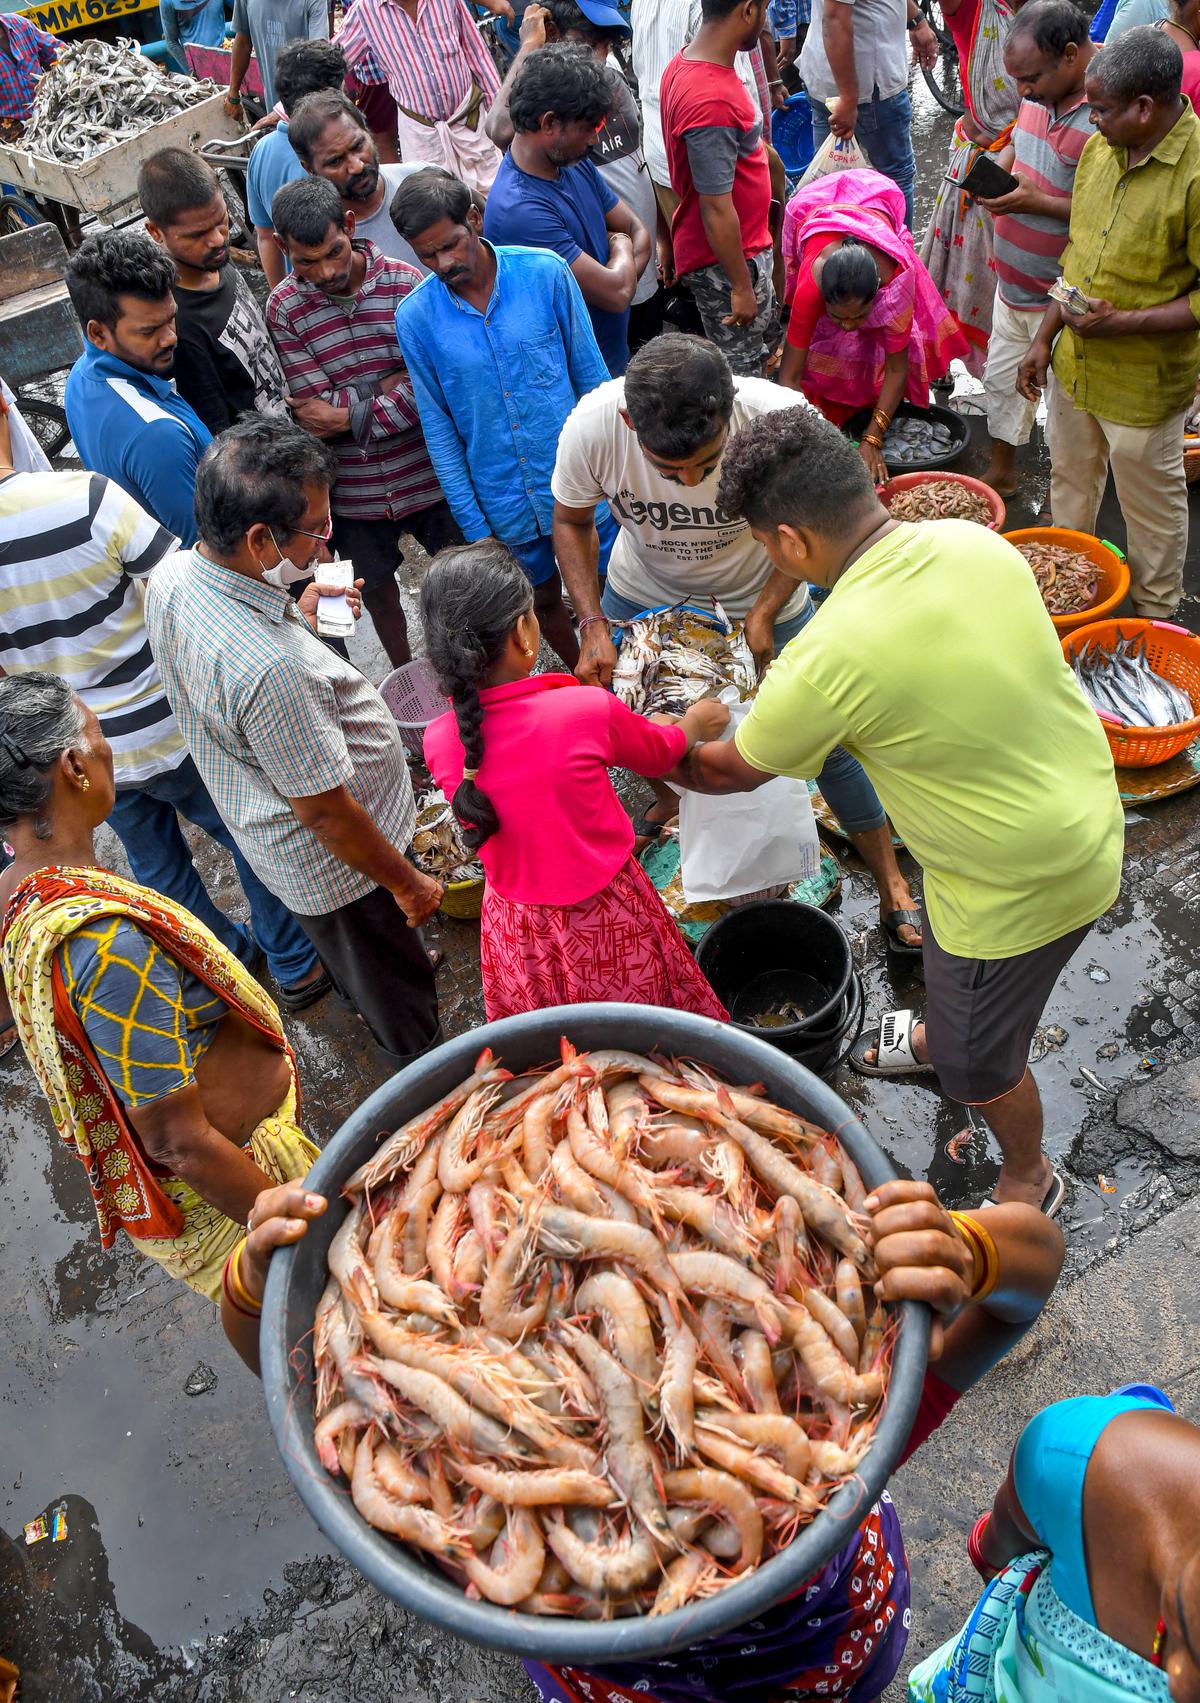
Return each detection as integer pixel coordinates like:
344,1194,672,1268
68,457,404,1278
1062,618,1200,767
1002,528,1130,636
877,471,1005,530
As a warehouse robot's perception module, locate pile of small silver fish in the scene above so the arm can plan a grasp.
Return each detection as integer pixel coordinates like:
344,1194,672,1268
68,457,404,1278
1015,542,1099,617
314,1042,891,1618
877,415,957,466
886,480,993,525
1071,636,1195,729
612,603,755,718
20,39,217,164
411,786,483,885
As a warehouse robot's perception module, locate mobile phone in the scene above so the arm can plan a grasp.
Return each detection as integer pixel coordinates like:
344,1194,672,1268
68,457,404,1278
314,557,356,640
954,153,1020,201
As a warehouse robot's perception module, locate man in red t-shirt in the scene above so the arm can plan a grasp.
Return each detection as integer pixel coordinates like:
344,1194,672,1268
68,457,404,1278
661,0,779,374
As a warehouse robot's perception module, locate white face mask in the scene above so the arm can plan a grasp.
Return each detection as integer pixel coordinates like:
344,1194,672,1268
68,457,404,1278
259,528,316,589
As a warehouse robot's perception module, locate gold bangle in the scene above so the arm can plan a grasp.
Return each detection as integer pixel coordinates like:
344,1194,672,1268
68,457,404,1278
862,434,885,450
872,408,892,430
228,1237,263,1316
948,1211,1000,1303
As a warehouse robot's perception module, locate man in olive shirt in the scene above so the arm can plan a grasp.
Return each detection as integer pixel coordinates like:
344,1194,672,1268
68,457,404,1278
667,405,1123,1216
1018,27,1200,617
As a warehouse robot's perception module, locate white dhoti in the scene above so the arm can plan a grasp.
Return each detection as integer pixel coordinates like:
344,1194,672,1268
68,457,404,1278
393,80,501,193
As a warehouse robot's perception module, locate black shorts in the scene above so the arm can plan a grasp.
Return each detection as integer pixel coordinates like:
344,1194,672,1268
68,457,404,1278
922,914,1094,1103
295,882,440,1066
331,501,464,592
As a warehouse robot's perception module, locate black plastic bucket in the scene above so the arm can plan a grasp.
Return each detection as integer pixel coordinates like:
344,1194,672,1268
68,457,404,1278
781,969,866,1079
696,899,855,1048
260,1004,928,1665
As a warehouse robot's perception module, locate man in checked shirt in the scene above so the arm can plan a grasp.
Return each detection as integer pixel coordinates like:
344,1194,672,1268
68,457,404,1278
266,175,463,668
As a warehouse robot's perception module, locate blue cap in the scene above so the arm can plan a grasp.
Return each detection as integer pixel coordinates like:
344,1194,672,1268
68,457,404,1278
572,0,632,34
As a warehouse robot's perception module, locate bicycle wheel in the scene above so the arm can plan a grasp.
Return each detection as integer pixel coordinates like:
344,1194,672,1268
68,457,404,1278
16,398,71,462
918,0,965,115
0,190,44,236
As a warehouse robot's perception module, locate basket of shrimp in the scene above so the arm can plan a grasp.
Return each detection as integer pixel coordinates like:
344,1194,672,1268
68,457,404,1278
1063,618,1200,768
1001,528,1130,636
877,471,1006,530
260,1005,929,1663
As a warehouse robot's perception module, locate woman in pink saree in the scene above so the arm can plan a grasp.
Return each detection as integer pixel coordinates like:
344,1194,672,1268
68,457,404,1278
778,168,970,481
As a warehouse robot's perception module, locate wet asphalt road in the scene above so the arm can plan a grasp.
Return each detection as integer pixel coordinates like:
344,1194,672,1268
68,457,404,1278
6,75,1200,1702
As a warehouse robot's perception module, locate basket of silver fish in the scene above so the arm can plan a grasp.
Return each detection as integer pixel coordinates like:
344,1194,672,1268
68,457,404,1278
0,39,236,218
1063,618,1200,768
878,472,1005,529
411,785,485,919
260,1006,928,1662
1002,528,1130,636
843,400,969,471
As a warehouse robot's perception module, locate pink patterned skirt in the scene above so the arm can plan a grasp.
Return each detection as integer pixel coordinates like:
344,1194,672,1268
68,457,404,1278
479,856,729,1024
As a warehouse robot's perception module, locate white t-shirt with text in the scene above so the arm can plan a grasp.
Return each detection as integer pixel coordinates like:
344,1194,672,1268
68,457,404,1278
552,375,812,620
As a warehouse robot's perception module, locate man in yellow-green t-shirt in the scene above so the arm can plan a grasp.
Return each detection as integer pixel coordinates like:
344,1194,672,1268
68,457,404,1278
667,405,1124,1214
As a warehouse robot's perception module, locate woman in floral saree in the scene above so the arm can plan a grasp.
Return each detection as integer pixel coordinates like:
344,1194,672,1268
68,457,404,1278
0,673,317,1301
910,1388,1200,1703
919,0,1023,376
779,168,969,480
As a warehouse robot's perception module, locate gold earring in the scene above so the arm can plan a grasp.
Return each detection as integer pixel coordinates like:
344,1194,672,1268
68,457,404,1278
81,777,90,791
522,646,534,657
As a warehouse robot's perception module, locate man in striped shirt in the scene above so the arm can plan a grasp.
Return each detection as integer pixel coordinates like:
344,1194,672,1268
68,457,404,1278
334,0,507,190
267,176,461,667
0,457,328,1010
977,0,1095,495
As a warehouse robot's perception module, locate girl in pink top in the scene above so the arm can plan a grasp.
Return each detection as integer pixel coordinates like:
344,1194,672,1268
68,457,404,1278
421,543,730,1024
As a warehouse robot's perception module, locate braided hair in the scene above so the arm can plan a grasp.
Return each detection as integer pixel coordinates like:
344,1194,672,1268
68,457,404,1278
0,673,89,840
420,542,534,849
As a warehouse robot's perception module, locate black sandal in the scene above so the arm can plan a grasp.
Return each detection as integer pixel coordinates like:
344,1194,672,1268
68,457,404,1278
276,968,333,1012
633,810,672,841
883,908,923,957
0,1018,18,1060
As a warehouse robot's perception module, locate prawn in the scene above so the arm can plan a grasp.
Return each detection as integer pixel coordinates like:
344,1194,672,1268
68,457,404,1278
766,1196,807,1297
350,1430,467,1559
654,1070,822,1146
543,1517,663,1595
606,1079,649,1161
449,1458,615,1507
840,1154,868,1213
439,1084,509,1193
835,1259,866,1346
654,1290,698,1460
734,1330,782,1416
549,1138,607,1216
315,1399,369,1474
426,1191,469,1300
574,1271,658,1393
356,1354,541,1461
696,1299,747,1404
523,1093,558,1181
462,1507,547,1606
467,1177,508,1257
859,1303,885,1375
780,1302,884,1408
343,1048,510,1196
668,1249,782,1343
566,1101,664,1225
545,1259,576,1325
558,1325,677,1549
695,1410,811,1480
328,1201,379,1314
800,1285,860,1367
535,1204,683,1311
373,1441,432,1504
453,1227,485,1294
371,1212,459,1325
480,1206,552,1340
692,1423,820,1509
652,1182,758,1262
661,1467,763,1573
651,1551,720,1616
461,1493,506,1552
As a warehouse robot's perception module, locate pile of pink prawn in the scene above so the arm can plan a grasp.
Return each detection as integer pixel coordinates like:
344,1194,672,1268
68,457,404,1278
312,1043,892,1620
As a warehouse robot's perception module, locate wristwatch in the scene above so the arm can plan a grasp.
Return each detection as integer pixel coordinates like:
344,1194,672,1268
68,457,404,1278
906,15,923,28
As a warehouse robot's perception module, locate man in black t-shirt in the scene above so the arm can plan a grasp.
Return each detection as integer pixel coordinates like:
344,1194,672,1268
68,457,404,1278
139,148,288,436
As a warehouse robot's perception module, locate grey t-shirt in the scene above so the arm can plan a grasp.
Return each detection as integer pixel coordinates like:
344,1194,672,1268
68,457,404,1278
800,0,909,105
351,162,428,274
592,73,659,307
231,0,328,109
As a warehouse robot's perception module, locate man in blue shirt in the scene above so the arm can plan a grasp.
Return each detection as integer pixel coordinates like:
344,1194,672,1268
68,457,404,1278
159,0,227,76
482,41,651,377
393,167,615,667
64,231,211,547
247,38,348,288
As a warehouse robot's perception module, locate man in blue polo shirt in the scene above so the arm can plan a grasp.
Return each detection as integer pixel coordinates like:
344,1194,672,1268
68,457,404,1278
64,230,211,547
482,41,651,376
247,38,348,288
393,167,616,668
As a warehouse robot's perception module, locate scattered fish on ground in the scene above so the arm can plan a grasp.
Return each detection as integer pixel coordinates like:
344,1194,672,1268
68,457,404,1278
1016,542,1100,617
313,1041,891,1618
885,481,993,525
1071,636,1194,730
20,38,217,163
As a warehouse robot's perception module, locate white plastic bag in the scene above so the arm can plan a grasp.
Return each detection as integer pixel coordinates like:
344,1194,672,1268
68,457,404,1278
677,692,820,903
794,127,871,192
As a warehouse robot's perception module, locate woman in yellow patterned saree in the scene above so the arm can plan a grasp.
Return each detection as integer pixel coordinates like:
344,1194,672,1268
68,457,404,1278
0,673,318,1301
